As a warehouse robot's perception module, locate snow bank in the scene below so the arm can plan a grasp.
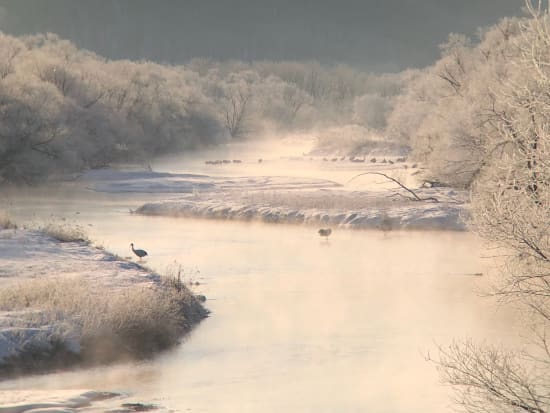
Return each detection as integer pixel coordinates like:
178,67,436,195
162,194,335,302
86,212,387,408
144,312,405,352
136,188,467,231
0,228,206,377
0,230,160,289
0,389,165,413
81,168,467,231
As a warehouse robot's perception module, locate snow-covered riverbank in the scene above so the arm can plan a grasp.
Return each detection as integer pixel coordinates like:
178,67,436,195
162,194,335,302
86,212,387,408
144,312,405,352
80,169,468,231
0,227,207,379
0,390,154,413
135,187,466,230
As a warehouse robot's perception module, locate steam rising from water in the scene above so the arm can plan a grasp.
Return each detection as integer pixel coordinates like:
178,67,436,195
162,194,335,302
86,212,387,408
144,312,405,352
0,197,524,412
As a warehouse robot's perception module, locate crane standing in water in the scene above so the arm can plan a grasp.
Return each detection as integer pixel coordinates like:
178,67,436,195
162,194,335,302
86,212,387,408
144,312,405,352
318,228,332,240
130,243,148,260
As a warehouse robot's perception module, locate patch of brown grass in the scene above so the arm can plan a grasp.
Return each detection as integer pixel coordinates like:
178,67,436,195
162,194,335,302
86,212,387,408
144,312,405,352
0,276,207,365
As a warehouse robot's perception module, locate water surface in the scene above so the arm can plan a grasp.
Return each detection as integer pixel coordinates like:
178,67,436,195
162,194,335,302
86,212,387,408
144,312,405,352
0,147,522,412
0,187,521,413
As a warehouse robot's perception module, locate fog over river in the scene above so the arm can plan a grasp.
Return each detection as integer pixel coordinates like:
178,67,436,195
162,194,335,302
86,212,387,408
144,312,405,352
0,144,524,413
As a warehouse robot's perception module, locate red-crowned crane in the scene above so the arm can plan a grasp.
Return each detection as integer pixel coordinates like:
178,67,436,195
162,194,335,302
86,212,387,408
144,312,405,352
130,243,148,260
318,228,332,240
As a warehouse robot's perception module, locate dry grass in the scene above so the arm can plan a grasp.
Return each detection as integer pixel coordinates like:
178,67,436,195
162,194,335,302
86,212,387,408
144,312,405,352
236,190,413,210
40,223,89,243
0,276,207,363
163,261,202,289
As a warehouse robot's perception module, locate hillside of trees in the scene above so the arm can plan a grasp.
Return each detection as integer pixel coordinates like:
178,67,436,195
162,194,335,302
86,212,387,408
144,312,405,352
0,32,407,184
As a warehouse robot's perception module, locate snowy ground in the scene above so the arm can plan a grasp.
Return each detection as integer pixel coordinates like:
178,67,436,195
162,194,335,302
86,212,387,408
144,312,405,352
0,229,149,367
81,166,468,231
0,226,206,413
135,187,466,230
0,389,163,413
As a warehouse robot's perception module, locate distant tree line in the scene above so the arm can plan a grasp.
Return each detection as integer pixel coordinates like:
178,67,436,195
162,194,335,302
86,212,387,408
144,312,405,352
0,32,406,184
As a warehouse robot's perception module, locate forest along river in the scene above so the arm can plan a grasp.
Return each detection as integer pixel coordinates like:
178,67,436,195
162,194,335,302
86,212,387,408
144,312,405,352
0,155,523,413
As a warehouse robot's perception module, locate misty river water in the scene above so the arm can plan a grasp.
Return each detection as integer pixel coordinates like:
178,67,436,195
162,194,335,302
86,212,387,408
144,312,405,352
0,143,524,413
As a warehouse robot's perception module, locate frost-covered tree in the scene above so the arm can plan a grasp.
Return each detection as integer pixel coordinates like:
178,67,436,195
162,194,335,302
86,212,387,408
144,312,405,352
433,3,550,412
0,29,408,183
0,34,23,80
222,85,251,139
353,93,393,131
0,76,68,183
386,18,522,187
0,32,229,183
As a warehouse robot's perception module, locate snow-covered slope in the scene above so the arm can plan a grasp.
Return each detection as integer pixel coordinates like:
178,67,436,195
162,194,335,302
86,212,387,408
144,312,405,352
0,228,204,374
0,389,171,413
135,188,467,231
80,168,468,231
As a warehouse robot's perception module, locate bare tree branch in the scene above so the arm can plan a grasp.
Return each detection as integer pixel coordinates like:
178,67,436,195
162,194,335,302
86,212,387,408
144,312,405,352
347,172,440,202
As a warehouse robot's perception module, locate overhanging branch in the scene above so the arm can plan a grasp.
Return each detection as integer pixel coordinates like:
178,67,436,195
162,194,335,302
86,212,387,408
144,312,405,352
347,172,440,203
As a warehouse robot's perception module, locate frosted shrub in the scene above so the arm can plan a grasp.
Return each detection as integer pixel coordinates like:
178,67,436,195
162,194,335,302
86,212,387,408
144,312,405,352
40,223,89,243
0,276,205,361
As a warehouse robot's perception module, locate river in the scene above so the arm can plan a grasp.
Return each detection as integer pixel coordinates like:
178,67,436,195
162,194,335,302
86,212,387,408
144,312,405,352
0,145,523,413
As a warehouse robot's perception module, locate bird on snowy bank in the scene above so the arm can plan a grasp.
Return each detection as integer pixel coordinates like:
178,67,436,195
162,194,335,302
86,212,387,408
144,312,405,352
130,243,148,260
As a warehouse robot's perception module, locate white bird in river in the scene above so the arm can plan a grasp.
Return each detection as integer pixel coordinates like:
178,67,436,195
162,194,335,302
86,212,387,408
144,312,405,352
130,243,148,260
318,228,332,240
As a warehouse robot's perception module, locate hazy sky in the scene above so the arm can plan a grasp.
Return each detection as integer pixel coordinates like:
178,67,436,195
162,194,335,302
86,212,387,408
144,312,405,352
0,0,523,71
